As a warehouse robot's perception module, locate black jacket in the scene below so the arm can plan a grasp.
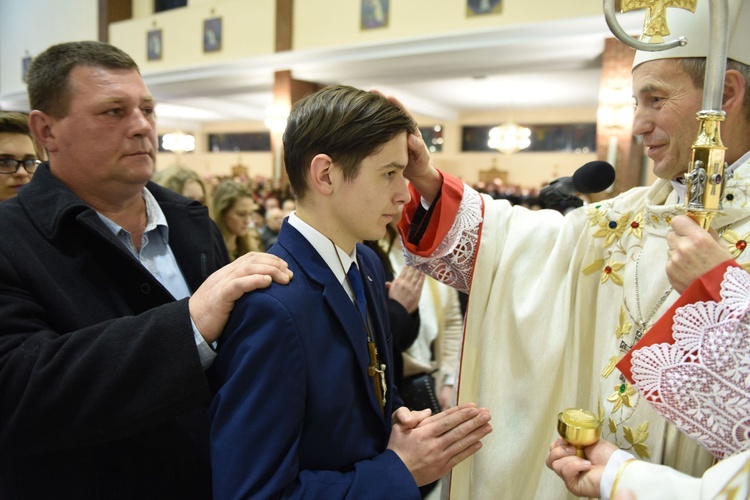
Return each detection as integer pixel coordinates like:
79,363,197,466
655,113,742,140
0,164,229,499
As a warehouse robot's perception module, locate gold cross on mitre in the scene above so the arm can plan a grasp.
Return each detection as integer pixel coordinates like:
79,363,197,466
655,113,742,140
620,0,697,42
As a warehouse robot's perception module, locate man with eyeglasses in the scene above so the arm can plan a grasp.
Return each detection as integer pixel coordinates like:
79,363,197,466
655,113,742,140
0,111,39,201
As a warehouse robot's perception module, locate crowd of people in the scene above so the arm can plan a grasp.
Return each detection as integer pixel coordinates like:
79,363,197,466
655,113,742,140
151,168,294,255
471,178,543,209
0,0,748,497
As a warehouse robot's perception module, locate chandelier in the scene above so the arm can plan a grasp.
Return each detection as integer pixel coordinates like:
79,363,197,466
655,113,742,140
488,121,531,155
597,83,634,130
264,104,290,134
161,131,195,166
162,131,196,154
264,103,290,180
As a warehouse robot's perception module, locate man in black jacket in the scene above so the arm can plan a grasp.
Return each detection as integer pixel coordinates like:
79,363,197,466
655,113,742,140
0,41,292,499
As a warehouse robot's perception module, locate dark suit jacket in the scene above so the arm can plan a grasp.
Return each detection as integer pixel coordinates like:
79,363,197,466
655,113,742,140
209,221,419,499
0,164,228,499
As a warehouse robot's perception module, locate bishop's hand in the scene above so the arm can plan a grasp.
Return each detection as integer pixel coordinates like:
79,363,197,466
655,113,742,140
546,437,618,498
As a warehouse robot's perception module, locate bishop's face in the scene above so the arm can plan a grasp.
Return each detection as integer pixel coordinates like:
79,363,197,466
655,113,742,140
631,59,704,180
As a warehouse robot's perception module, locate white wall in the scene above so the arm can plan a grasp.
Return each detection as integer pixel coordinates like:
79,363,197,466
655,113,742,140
294,0,603,51
111,0,275,72
0,0,98,107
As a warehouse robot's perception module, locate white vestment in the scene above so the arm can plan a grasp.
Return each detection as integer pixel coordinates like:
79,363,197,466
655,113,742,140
401,158,750,499
613,448,750,499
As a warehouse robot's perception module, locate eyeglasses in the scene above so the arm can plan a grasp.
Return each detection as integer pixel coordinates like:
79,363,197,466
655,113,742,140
0,158,41,175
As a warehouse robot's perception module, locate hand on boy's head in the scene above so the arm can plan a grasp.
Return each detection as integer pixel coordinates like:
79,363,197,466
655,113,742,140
369,89,419,132
368,89,432,178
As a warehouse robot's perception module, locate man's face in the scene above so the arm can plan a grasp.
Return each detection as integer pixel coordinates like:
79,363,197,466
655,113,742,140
632,59,704,180
281,199,296,214
44,65,157,195
266,208,285,233
251,210,265,229
264,197,279,211
331,131,411,252
0,132,36,201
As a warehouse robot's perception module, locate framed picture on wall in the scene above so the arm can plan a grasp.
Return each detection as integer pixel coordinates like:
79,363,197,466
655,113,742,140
361,0,389,30
22,56,32,83
154,0,187,13
147,29,163,61
466,0,502,17
203,17,222,53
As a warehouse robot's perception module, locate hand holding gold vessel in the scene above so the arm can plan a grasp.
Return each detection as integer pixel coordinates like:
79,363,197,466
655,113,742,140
557,408,602,458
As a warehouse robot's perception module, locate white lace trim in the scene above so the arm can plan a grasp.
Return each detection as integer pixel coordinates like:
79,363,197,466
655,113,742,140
402,187,483,293
631,266,750,459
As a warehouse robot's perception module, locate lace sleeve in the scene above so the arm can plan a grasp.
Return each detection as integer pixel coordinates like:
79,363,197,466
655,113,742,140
402,186,483,294
630,266,750,459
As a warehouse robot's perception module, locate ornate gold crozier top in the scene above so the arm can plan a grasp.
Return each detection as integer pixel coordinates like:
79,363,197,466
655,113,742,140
621,0,697,41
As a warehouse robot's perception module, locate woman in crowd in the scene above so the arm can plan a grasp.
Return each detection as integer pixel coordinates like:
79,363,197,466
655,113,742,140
212,180,263,260
152,166,208,205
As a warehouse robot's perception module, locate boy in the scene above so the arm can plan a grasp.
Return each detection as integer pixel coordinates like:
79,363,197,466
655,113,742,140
209,86,492,498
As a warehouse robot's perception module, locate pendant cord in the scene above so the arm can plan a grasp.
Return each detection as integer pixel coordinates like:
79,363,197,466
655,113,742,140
634,251,673,330
328,238,387,411
328,238,373,342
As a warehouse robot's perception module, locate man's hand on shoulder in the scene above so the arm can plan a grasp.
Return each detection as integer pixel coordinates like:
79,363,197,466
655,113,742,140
189,252,293,343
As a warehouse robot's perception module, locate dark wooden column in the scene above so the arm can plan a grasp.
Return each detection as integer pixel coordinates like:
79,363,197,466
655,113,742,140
98,0,132,43
595,37,645,199
271,0,325,184
276,0,293,52
271,70,325,184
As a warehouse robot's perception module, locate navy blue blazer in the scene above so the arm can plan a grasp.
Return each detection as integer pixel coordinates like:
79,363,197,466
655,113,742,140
209,221,419,499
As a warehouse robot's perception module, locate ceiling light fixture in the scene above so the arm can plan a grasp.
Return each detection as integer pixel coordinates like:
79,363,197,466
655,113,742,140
597,83,633,130
161,131,195,166
488,121,531,155
264,104,289,134
162,131,196,154
264,104,290,180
